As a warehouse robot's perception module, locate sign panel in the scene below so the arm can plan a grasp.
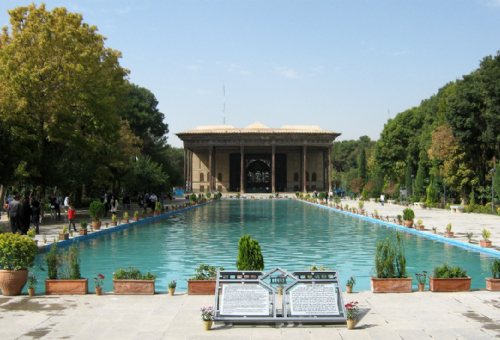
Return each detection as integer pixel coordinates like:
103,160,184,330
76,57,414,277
289,283,339,316
220,284,270,316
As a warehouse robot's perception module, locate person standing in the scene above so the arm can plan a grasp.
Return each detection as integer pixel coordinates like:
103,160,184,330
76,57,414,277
31,196,41,234
110,195,119,217
67,205,77,232
63,194,70,212
19,194,32,234
7,193,21,233
380,194,385,206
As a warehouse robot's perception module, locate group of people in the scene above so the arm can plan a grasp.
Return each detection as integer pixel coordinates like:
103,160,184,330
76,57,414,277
4,192,41,235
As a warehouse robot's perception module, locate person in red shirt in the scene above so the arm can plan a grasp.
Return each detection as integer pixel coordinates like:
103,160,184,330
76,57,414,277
68,205,77,232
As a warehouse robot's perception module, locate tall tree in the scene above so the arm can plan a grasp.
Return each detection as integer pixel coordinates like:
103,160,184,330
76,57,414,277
0,4,128,192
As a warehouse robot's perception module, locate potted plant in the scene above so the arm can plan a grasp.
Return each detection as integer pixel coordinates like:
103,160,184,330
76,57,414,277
45,244,88,295
94,273,104,295
200,306,214,331
168,280,176,296
188,264,223,295
133,211,140,222
59,226,69,241
480,229,492,248
0,233,37,296
371,234,412,293
415,271,427,292
430,264,471,292
466,232,473,243
415,219,425,231
444,223,454,238
27,273,37,297
486,259,500,291
396,215,403,225
89,200,105,231
113,267,156,294
344,301,359,330
402,208,414,227
346,276,356,293
236,234,264,272
111,214,117,226
79,222,88,236
122,211,129,224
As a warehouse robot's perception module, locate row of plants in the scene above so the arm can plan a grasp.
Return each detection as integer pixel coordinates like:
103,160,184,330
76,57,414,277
370,234,500,293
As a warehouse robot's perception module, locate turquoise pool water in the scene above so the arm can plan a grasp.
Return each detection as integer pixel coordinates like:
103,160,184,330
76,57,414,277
31,200,496,293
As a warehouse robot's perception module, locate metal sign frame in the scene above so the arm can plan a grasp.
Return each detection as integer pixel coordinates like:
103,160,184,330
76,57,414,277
213,268,346,325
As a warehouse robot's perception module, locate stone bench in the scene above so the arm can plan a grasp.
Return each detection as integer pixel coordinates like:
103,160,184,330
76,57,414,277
450,205,464,212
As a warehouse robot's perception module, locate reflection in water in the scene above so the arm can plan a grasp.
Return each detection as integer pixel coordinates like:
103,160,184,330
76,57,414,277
30,200,497,293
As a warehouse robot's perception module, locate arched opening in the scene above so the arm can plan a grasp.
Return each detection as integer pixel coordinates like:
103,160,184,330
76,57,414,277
246,159,271,193
200,173,204,182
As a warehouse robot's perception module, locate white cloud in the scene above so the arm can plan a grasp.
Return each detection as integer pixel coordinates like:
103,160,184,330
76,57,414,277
483,0,500,7
275,66,301,79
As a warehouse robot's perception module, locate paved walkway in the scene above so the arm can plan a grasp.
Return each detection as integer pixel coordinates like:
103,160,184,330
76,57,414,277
0,291,498,339
341,199,500,251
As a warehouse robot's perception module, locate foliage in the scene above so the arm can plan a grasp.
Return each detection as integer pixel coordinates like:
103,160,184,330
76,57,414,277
60,245,81,279
482,229,491,241
402,208,414,221
344,301,359,320
28,273,37,289
80,222,88,231
466,232,473,242
432,264,467,278
123,211,129,220
168,280,177,289
89,201,105,221
113,267,156,280
45,243,59,279
0,233,37,270
346,276,356,288
200,306,214,321
94,273,105,288
27,228,36,238
374,234,407,278
491,259,500,279
445,223,452,232
236,234,264,271
191,264,223,280
415,271,427,285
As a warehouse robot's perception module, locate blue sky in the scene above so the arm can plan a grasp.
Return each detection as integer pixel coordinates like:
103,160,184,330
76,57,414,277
1,1,500,147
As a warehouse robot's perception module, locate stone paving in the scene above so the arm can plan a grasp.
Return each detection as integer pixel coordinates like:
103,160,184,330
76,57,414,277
341,199,500,252
0,291,498,339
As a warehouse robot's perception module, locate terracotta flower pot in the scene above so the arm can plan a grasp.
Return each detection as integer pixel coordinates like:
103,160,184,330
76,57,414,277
346,285,353,293
188,280,216,295
45,279,88,295
168,287,175,296
429,277,471,292
28,287,35,297
418,283,425,292
203,320,213,331
480,240,492,248
92,220,101,231
485,278,500,291
113,279,155,295
445,231,454,238
371,277,412,293
95,287,103,295
403,220,413,228
346,319,356,330
0,269,28,296
59,233,69,241
79,229,88,236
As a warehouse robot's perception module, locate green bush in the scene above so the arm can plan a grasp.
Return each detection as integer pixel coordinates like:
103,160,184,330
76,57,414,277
0,233,37,270
113,267,156,280
402,208,415,221
236,234,264,271
189,193,198,203
191,264,224,280
432,264,467,278
374,234,407,278
490,259,500,279
45,243,59,279
89,200,105,221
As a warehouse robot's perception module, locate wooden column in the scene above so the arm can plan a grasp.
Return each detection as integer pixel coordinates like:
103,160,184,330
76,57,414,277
271,144,276,193
302,145,307,193
240,145,245,193
328,146,332,193
183,148,187,191
208,146,214,192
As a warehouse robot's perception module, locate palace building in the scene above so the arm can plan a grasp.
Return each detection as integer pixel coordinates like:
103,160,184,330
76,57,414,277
177,123,340,193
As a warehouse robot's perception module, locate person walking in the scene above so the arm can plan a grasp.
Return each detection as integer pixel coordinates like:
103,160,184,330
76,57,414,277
31,197,41,234
110,195,119,217
7,193,21,233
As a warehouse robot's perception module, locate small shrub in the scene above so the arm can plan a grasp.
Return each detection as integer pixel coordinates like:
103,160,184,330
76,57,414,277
374,234,407,278
432,264,467,278
236,234,264,271
191,264,223,280
113,267,156,280
0,233,37,271
482,229,491,241
445,223,452,232
346,276,356,288
45,243,59,279
491,259,500,279
89,200,105,221
402,208,414,221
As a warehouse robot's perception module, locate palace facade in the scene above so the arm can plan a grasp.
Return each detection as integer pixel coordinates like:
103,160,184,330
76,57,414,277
177,123,340,193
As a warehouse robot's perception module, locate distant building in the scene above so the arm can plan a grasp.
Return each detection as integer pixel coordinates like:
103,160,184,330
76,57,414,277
177,122,340,193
